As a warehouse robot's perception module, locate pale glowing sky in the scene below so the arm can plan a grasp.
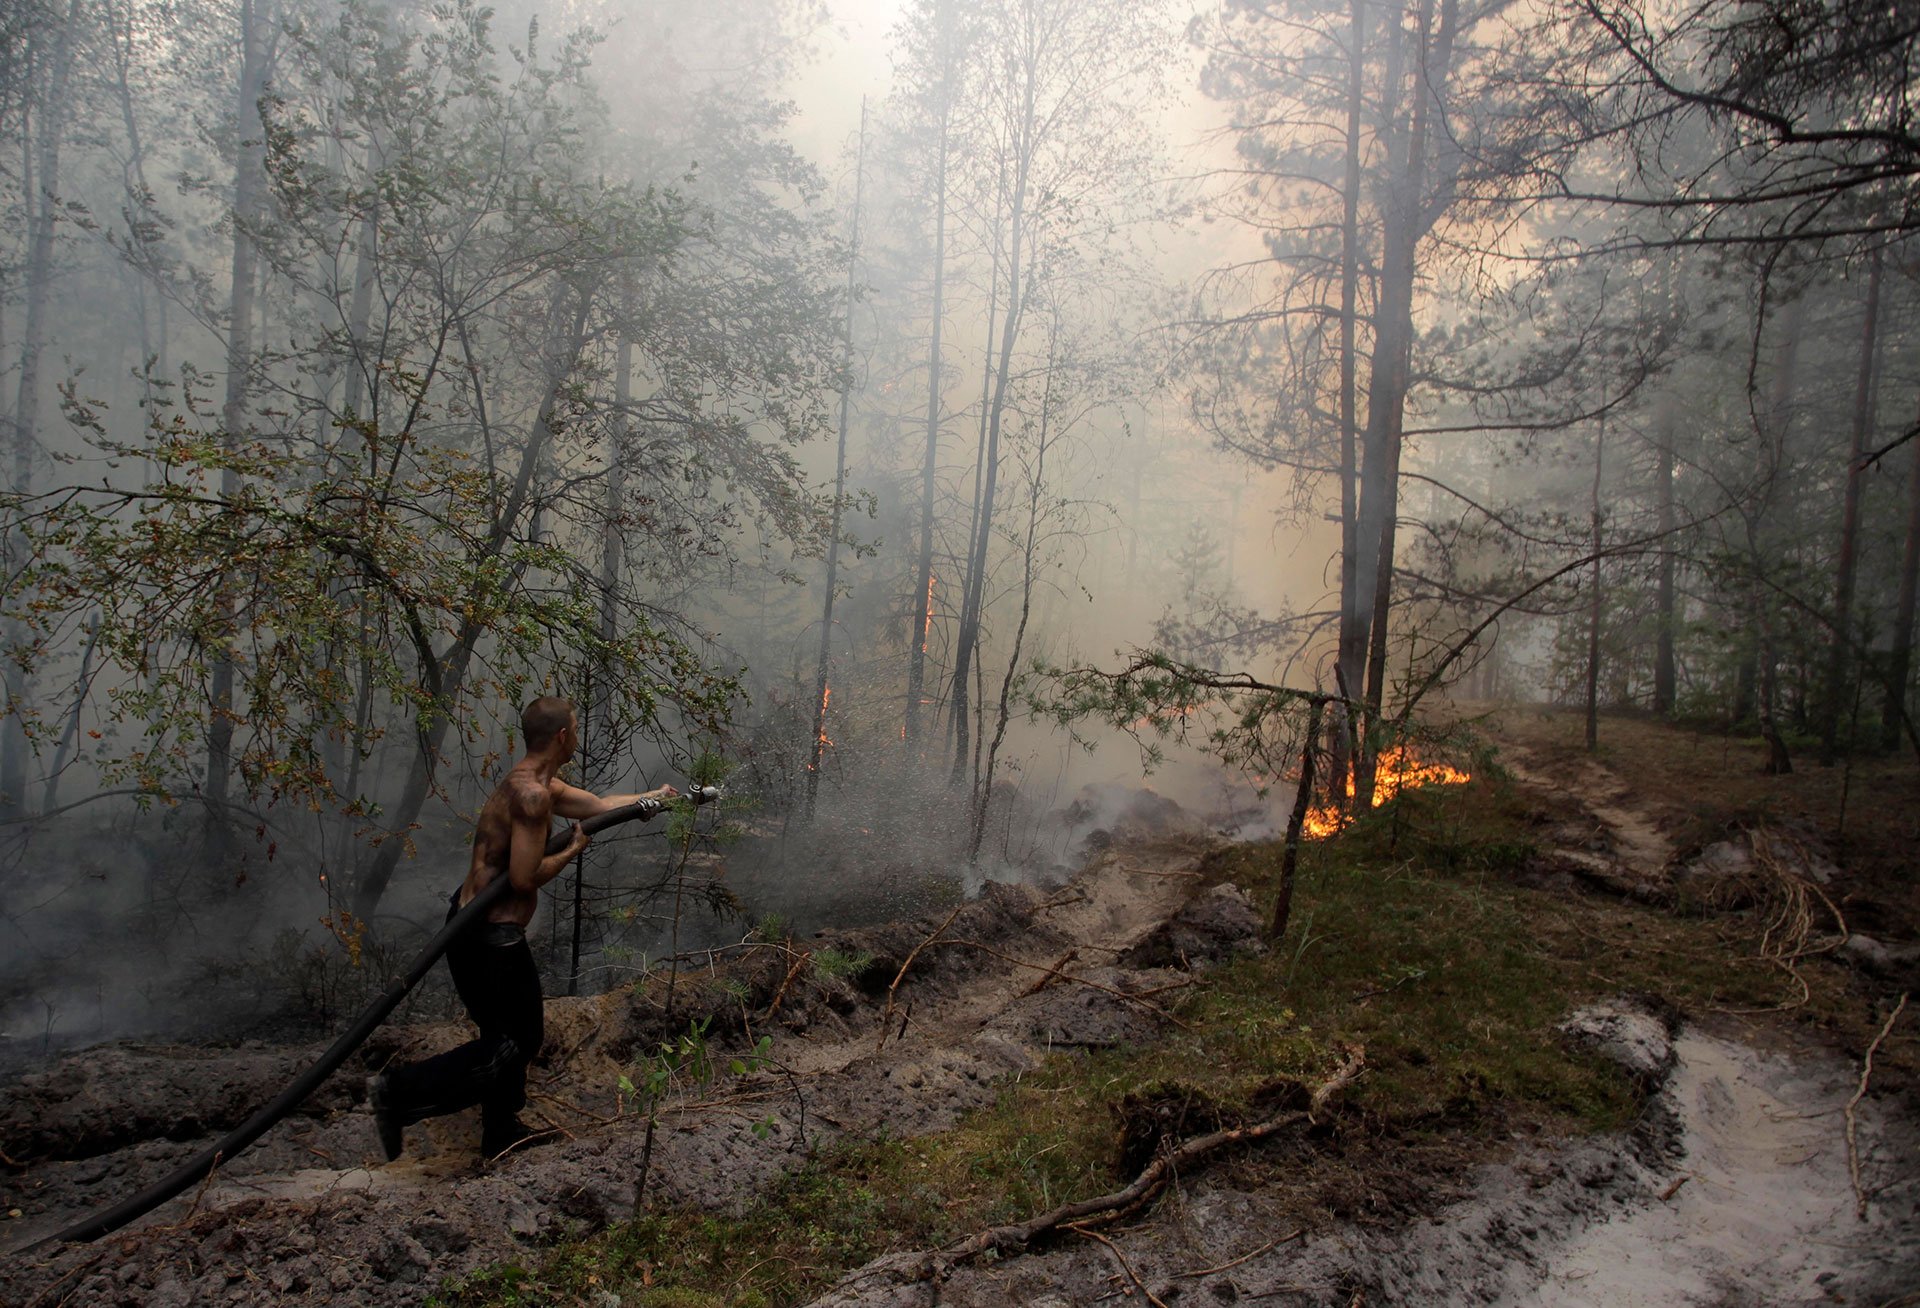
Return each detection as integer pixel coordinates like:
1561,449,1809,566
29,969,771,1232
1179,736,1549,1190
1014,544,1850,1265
787,0,907,170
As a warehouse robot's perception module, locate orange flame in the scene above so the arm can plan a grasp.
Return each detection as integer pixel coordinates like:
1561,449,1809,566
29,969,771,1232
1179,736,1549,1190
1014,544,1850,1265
921,576,935,653
1301,745,1470,839
807,685,834,771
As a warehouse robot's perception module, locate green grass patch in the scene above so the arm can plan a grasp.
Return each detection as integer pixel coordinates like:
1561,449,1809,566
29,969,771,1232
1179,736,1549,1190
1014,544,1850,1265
432,772,1827,1308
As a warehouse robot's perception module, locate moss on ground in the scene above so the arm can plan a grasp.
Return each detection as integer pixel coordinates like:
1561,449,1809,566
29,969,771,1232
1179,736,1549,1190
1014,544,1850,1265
430,752,1886,1308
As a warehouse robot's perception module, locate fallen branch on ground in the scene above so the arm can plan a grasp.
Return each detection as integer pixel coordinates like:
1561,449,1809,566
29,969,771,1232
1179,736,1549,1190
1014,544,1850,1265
823,1047,1363,1298
1177,1228,1303,1278
876,904,965,1057
1073,1224,1169,1307
1847,992,1908,1220
765,950,812,1020
1020,948,1080,997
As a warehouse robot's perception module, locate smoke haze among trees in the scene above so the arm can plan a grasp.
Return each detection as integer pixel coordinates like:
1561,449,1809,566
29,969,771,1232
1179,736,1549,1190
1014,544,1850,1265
2,0,1916,1046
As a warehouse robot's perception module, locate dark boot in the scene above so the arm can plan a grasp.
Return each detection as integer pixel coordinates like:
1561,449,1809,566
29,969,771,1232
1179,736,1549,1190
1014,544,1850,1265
368,1074,404,1162
480,1115,539,1158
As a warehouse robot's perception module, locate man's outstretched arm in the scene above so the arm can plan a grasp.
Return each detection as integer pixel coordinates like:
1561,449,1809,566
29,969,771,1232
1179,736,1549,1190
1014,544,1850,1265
548,779,679,819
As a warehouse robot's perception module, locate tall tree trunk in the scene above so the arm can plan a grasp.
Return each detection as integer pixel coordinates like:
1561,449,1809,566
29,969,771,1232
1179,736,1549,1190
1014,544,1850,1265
206,0,273,828
1340,1,1404,808
574,306,635,998
1819,250,1882,764
807,105,866,817
1330,0,1367,797
906,8,955,755
951,107,1032,788
1585,406,1606,751
949,165,1005,766
1884,392,1920,749
1751,293,1805,774
969,313,1057,863
1653,398,1678,715
2,0,80,817
1357,0,1455,806
596,309,634,783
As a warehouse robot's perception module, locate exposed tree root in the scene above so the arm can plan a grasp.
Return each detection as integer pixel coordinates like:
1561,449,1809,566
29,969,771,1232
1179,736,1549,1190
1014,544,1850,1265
1718,824,1852,1014
1848,993,1908,1220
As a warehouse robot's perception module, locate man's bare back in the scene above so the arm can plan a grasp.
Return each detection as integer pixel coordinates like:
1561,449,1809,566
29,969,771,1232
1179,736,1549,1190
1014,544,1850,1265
459,764,573,926
456,704,676,928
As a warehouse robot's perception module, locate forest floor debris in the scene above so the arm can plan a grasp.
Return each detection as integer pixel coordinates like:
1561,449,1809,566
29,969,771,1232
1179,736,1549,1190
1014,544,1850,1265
1,708,1916,1307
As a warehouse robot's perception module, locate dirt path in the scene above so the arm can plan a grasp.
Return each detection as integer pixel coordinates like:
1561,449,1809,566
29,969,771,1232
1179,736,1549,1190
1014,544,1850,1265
1497,738,1679,898
1523,1028,1910,1306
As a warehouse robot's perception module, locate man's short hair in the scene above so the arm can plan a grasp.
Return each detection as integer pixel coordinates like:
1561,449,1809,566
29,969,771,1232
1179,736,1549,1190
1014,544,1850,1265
522,696,575,751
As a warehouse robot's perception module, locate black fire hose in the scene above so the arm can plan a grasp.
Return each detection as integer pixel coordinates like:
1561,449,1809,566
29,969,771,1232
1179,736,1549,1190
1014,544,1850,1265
28,786,717,1250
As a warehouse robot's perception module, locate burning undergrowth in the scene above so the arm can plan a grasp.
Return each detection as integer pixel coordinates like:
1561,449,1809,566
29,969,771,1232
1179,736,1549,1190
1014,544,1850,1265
1301,744,1473,839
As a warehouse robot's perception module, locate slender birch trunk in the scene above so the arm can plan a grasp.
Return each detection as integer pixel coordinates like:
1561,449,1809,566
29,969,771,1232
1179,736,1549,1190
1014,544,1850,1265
807,105,866,817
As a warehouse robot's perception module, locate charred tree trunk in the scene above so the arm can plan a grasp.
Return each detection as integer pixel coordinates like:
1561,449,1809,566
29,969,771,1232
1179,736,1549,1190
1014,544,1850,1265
1273,697,1323,941
1330,0,1366,796
1819,251,1882,764
1345,5,1408,811
1357,0,1455,805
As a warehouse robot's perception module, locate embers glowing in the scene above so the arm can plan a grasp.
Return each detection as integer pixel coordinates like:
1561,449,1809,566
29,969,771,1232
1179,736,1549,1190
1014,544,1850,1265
920,575,935,653
1301,745,1470,839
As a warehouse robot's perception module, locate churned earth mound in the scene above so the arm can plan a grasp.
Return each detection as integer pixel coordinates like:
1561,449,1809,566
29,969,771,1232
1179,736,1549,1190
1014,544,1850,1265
0,829,1226,1306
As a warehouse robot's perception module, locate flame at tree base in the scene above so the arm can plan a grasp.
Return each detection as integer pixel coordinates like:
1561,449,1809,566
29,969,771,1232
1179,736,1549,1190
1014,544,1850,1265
1301,745,1470,838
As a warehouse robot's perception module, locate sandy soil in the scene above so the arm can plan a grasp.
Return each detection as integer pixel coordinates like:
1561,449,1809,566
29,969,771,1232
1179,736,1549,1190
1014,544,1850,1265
1524,1028,1911,1306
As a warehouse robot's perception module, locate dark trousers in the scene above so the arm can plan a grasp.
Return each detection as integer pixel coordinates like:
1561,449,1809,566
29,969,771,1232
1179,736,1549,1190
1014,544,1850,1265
385,891,543,1144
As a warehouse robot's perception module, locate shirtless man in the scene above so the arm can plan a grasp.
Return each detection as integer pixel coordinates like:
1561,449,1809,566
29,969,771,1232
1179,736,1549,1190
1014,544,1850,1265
369,696,677,1159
